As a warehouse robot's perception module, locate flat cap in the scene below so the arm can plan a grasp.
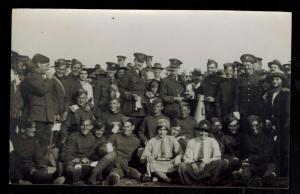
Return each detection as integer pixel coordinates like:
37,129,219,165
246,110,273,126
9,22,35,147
169,58,182,68
207,59,218,66
195,120,211,132
192,68,203,77
157,118,170,129
133,52,146,62
240,54,256,63
106,62,118,71
32,53,49,64
247,115,261,123
268,59,282,69
71,58,82,66
93,121,105,129
152,63,164,70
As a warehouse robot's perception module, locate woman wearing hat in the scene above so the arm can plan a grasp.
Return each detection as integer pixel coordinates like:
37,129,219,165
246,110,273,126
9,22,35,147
263,72,290,177
140,118,183,183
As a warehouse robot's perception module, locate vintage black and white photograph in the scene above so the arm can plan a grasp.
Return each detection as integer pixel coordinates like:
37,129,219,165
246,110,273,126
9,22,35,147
9,9,291,188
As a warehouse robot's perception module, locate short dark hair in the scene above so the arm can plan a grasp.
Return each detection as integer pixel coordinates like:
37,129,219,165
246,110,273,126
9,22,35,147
19,119,35,129
32,53,49,64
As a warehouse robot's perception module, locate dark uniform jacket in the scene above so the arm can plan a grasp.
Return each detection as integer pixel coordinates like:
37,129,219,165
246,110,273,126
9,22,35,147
216,77,237,117
94,77,119,116
119,68,147,117
234,72,263,116
20,70,58,123
97,111,125,135
223,132,242,159
64,74,82,106
107,133,141,171
159,75,185,118
138,114,170,144
61,132,96,162
177,116,197,139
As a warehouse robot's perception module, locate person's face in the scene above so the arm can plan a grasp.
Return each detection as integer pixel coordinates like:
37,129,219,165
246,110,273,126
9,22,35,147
146,59,152,67
55,65,67,78
150,85,159,94
71,64,82,76
272,77,283,88
233,67,239,79
224,67,233,78
134,60,144,71
79,70,88,81
77,94,87,107
122,122,134,136
38,62,50,75
212,121,222,134
152,103,163,115
107,70,116,78
171,126,181,137
228,121,239,135
117,70,125,79
14,62,26,75
118,60,125,66
80,120,93,136
169,67,179,76
157,127,168,139
243,62,255,74
180,106,190,118
196,131,209,141
250,120,261,135
207,64,217,75
109,99,120,113
153,69,161,78
94,127,105,138
24,123,36,138
269,65,279,73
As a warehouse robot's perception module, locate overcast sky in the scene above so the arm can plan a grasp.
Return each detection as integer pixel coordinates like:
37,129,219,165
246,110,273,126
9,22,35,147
12,9,291,72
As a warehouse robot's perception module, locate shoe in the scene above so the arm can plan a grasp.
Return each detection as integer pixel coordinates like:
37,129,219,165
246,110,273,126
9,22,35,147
53,176,65,184
140,175,152,182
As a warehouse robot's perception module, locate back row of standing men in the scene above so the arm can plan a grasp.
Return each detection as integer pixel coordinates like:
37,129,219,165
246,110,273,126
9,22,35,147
10,50,290,185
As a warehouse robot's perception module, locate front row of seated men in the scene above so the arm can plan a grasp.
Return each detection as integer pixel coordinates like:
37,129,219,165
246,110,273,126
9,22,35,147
10,112,277,186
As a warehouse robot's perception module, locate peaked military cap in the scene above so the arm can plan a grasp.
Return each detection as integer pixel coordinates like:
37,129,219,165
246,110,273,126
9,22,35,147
268,59,282,70
169,58,182,68
106,62,118,71
207,59,218,66
117,56,127,61
71,58,82,66
152,63,164,70
32,53,49,64
240,54,256,63
133,52,146,62
195,120,211,132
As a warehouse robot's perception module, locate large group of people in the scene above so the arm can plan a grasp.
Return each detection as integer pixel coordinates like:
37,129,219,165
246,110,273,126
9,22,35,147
9,50,291,187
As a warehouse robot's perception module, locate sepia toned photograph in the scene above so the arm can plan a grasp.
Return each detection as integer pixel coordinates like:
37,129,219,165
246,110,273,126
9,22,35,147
9,9,291,188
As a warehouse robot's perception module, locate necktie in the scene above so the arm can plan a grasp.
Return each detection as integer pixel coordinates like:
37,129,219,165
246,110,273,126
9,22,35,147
161,138,168,158
199,141,204,160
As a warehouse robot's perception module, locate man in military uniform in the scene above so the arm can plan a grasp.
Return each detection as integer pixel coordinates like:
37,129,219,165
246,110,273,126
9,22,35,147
159,58,185,119
94,62,119,118
64,59,83,106
117,56,127,67
119,53,147,119
141,55,154,79
234,54,263,135
197,59,223,120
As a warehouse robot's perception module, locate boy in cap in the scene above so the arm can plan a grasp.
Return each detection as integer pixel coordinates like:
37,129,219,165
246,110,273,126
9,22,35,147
119,53,147,118
197,59,223,120
160,58,185,119
94,62,119,117
10,119,64,184
215,63,237,118
116,56,127,67
105,118,151,185
140,118,183,183
152,63,164,81
263,72,290,177
239,115,276,186
138,98,170,146
20,53,59,153
178,120,226,185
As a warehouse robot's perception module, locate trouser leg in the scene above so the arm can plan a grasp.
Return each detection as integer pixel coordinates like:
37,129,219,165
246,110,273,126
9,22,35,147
35,121,53,153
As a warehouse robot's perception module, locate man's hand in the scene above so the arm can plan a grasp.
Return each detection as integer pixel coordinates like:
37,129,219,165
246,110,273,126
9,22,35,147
198,162,206,173
46,72,53,79
81,157,90,164
146,156,154,163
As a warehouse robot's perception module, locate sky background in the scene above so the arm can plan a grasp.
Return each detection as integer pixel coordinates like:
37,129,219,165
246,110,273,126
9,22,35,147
12,9,291,73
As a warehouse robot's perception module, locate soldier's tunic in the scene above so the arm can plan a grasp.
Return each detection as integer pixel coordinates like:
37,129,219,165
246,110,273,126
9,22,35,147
159,75,185,119
138,114,170,145
64,74,82,106
119,68,147,117
176,116,197,140
97,111,125,135
197,73,222,120
93,77,118,118
215,77,237,118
